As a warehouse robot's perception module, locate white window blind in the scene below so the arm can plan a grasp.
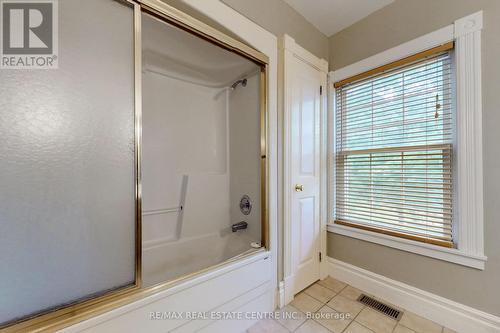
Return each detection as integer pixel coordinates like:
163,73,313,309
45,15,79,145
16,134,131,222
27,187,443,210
334,46,454,248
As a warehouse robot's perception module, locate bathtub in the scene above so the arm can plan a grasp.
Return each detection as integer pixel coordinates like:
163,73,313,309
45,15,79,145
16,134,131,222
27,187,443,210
61,249,273,333
142,230,261,287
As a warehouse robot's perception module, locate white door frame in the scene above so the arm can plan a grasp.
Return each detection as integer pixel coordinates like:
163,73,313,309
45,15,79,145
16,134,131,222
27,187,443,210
280,35,328,306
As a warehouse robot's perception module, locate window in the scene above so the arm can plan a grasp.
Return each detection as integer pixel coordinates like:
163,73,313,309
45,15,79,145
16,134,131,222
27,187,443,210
333,43,455,248
329,12,485,269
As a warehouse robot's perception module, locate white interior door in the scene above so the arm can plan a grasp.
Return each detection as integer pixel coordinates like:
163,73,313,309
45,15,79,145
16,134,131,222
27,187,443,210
290,56,322,294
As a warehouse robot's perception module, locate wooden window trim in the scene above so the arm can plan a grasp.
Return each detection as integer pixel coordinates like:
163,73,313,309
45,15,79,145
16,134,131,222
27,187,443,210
334,41,454,88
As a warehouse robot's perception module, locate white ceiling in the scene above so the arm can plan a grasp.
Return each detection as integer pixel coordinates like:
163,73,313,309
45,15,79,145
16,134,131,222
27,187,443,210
284,0,394,37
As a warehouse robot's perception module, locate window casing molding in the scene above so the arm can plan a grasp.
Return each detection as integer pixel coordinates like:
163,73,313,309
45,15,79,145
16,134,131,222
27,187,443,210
328,11,486,270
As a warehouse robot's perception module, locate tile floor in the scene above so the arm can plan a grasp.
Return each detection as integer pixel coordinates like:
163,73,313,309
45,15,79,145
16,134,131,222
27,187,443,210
247,277,456,333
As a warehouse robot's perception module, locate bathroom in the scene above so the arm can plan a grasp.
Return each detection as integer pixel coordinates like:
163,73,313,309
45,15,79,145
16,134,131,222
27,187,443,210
2,0,499,332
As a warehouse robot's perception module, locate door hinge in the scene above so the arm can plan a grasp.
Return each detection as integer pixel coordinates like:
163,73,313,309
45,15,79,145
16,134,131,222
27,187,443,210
319,252,322,262
320,85,323,95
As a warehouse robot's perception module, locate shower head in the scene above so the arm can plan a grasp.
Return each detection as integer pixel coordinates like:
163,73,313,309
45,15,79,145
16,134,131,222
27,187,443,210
230,78,247,90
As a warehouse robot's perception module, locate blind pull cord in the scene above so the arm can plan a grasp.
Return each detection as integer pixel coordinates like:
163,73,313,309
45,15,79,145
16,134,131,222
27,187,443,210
435,94,441,119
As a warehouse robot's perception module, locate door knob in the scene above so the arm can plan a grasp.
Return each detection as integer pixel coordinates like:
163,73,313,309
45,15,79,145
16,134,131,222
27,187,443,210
295,184,304,192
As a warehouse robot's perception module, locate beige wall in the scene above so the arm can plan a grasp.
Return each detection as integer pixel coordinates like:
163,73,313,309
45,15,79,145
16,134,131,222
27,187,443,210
221,0,329,60
162,0,328,62
328,0,500,316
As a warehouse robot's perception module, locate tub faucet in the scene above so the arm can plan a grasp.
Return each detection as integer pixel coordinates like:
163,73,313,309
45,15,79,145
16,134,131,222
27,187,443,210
232,221,248,232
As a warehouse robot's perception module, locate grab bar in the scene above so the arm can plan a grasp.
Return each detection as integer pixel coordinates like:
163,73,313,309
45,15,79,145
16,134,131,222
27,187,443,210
142,206,183,216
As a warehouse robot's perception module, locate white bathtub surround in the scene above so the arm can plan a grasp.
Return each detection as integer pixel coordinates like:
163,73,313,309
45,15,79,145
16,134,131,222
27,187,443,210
141,10,264,288
142,72,231,248
229,73,263,244
141,70,263,285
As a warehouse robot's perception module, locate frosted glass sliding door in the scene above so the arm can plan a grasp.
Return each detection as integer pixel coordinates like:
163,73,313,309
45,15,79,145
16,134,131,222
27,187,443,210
0,0,137,325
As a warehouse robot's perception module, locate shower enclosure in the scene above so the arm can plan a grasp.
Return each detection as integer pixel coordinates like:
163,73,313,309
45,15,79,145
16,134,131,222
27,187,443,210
0,0,268,330
141,12,266,286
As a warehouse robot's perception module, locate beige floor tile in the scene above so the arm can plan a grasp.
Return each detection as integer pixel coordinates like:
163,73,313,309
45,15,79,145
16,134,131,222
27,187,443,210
317,276,347,293
393,324,417,333
339,286,363,301
291,292,323,313
275,304,306,331
295,319,331,333
247,319,288,333
312,305,352,333
355,308,397,333
344,321,375,333
304,283,337,303
327,294,364,317
399,312,442,333
443,328,458,333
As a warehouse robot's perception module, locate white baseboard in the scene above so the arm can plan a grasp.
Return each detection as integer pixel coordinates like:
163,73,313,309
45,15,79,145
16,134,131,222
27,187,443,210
277,281,285,309
282,275,295,306
327,257,500,333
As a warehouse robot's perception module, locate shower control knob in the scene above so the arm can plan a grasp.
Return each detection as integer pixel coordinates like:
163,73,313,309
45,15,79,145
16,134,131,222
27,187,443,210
295,184,304,192
239,195,252,215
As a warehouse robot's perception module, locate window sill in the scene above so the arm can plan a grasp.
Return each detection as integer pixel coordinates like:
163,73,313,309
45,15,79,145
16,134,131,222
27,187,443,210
327,223,487,270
